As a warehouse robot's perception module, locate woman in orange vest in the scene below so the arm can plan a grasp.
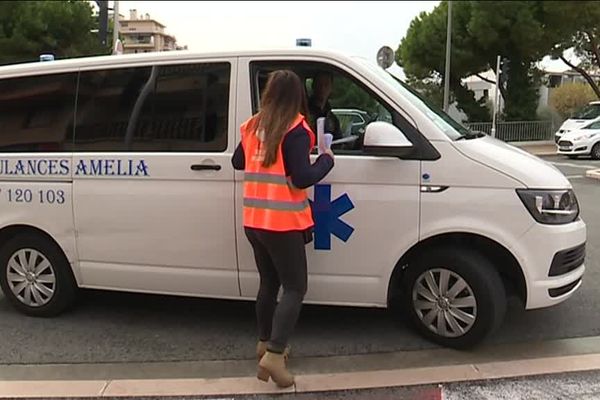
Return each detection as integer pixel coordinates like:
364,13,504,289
232,70,334,387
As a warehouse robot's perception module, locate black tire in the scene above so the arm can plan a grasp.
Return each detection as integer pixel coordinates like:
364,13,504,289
399,247,506,349
0,233,77,317
592,143,600,160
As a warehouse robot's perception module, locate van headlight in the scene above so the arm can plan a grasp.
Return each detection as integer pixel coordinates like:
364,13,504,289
517,189,579,225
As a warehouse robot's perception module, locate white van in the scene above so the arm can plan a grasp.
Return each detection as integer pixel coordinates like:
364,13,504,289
0,49,586,348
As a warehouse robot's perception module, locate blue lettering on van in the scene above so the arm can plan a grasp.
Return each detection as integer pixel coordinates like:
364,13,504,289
73,159,149,177
0,159,70,176
14,160,26,175
0,159,149,177
59,159,70,175
310,184,355,251
89,160,103,175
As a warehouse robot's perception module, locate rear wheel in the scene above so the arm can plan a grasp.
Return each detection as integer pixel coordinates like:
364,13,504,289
0,233,77,317
398,247,506,349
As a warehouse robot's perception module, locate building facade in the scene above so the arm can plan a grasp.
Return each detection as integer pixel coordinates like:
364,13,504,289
118,9,186,54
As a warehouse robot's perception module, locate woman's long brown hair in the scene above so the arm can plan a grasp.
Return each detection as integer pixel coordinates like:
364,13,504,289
248,70,309,167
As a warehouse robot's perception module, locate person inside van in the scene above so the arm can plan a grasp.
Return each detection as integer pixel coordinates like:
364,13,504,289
308,71,342,140
231,70,334,388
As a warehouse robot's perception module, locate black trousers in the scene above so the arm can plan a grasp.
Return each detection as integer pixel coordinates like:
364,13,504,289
244,227,308,354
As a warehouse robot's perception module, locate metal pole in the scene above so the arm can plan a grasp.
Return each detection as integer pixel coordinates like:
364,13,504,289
112,0,119,50
491,55,501,138
443,1,452,113
98,0,108,47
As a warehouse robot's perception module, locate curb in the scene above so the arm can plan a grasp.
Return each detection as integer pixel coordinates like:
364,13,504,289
586,169,600,180
3,353,600,398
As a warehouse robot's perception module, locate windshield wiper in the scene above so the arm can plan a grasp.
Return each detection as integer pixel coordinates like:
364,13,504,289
455,131,486,141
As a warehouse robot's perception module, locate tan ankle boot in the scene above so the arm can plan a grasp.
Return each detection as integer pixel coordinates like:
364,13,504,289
256,341,290,360
257,351,294,388
256,341,268,360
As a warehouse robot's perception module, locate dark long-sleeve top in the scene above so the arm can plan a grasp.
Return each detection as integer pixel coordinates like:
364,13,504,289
231,123,334,189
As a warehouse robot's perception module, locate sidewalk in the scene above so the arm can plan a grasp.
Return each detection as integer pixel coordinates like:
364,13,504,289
4,336,600,398
509,140,556,156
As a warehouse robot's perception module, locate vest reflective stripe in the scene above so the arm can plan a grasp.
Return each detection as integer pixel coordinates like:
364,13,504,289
244,182,304,200
241,113,316,231
244,172,290,185
243,198,310,211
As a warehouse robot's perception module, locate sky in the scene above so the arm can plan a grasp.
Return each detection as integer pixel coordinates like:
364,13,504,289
113,1,567,76
114,1,438,78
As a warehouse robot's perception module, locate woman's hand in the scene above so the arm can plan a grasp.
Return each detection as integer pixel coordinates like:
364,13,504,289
323,148,335,160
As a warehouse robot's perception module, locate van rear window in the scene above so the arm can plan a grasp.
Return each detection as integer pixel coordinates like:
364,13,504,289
0,73,77,152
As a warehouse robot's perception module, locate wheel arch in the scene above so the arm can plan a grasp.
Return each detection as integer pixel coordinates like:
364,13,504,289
387,232,527,308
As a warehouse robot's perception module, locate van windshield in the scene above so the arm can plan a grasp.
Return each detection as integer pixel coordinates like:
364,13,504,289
573,104,600,119
355,57,472,141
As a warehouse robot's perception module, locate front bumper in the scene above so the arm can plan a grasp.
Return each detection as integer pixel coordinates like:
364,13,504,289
514,218,587,310
557,141,591,155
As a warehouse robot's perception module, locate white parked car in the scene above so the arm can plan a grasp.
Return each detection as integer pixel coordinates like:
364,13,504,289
555,101,600,142
0,48,586,349
557,119,600,159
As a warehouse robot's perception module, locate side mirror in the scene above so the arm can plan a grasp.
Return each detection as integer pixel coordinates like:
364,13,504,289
363,121,414,158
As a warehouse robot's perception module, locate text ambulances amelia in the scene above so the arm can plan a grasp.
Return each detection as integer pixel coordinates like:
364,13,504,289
0,159,149,177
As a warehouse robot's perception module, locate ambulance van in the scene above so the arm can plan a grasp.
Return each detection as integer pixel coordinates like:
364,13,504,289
0,48,586,348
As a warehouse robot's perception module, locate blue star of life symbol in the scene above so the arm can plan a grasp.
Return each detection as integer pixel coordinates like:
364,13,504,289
309,184,355,250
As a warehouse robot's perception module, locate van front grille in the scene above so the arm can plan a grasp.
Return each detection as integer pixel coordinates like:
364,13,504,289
549,243,586,277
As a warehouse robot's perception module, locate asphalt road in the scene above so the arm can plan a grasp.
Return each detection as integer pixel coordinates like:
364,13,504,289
0,155,598,365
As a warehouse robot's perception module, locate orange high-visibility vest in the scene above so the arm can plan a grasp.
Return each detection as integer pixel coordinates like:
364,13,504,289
241,114,316,231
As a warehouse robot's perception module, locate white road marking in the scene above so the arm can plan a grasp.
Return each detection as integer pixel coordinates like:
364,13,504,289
551,162,599,169
566,175,585,179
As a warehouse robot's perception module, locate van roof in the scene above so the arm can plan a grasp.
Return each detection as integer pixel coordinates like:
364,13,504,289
0,47,358,79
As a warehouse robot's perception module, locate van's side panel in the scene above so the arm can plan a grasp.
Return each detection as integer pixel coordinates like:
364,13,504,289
419,142,531,237
72,58,240,298
235,56,421,307
0,72,78,281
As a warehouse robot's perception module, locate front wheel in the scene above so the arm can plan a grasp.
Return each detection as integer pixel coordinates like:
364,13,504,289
592,143,600,160
399,247,506,349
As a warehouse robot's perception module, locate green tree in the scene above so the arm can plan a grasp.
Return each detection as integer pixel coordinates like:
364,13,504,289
466,1,551,120
397,2,491,122
398,1,560,122
550,82,597,119
543,1,600,99
0,0,106,65
405,76,444,109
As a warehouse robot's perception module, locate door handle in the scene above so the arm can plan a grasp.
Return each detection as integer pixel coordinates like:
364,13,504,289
191,164,222,171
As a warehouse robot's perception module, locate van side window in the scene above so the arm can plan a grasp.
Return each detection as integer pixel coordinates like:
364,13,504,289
308,73,393,154
0,73,77,152
251,62,394,155
74,62,230,152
